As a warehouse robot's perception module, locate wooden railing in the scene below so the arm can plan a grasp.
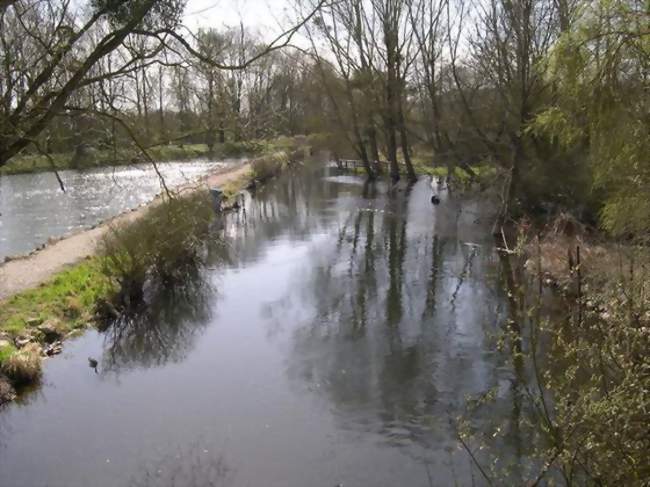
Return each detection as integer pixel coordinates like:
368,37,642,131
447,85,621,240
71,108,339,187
336,159,393,170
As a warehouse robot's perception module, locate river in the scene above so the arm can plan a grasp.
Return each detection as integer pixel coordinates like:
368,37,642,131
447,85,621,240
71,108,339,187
0,164,536,486
0,160,233,260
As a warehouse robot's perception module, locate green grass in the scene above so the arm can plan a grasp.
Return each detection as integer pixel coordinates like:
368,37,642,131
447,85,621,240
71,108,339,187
0,153,71,175
0,259,111,385
413,162,497,182
146,143,210,161
0,136,304,176
0,342,17,366
0,144,212,176
0,258,113,340
221,169,255,200
339,160,497,185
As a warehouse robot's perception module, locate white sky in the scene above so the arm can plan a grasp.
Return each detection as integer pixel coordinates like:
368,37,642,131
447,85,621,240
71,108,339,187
184,0,293,34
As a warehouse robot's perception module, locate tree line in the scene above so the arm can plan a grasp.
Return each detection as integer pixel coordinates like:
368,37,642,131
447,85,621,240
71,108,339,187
0,0,647,234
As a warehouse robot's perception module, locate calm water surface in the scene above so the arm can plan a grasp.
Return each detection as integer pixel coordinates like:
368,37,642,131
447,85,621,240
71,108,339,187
0,166,534,486
0,161,235,260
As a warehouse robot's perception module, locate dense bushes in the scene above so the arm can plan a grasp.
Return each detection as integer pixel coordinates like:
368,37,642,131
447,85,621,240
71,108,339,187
0,343,42,386
250,151,291,183
219,140,266,158
101,192,215,307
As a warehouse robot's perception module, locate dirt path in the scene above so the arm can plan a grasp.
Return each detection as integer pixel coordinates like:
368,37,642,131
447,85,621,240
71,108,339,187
0,163,250,301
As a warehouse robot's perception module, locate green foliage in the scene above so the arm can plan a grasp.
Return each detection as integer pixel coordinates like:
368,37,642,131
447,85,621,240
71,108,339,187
250,152,290,182
100,192,215,305
470,244,650,485
0,342,17,366
0,153,71,175
218,140,266,157
534,0,649,236
543,256,650,484
92,0,186,29
146,144,210,161
305,133,333,153
0,259,112,338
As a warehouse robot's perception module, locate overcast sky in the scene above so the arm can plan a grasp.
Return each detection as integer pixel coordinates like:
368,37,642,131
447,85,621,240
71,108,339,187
184,0,293,33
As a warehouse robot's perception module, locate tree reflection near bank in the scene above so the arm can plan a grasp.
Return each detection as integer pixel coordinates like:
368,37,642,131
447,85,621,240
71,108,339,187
128,440,234,487
101,269,216,372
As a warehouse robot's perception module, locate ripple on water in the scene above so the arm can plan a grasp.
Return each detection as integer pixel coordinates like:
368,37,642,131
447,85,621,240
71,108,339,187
0,160,232,259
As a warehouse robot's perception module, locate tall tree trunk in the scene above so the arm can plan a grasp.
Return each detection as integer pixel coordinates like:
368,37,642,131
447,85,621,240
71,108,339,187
384,21,400,181
367,123,382,174
142,63,150,142
207,75,215,153
158,66,165,141
397,93,416,181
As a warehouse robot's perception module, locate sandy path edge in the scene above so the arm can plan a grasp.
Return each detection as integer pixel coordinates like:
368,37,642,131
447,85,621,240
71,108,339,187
0,163,251,301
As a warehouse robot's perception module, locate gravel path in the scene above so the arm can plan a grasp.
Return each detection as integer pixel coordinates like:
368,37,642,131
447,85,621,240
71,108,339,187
0,163,250,301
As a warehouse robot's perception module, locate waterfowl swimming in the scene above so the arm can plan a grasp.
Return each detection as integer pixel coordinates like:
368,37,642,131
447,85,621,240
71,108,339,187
88,357,98,372
431,194,441,205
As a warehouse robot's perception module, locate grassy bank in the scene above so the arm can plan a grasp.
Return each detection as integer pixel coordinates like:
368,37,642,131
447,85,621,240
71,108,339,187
0,259,111,397
0,136,307,176
340,159,496,185
0,144,210,176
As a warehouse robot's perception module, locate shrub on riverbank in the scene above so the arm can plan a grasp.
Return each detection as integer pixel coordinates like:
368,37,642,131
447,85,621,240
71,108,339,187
471,222,650,485
0,344,42,385
250,152,291,183
100,192,215,307
536,247,650,484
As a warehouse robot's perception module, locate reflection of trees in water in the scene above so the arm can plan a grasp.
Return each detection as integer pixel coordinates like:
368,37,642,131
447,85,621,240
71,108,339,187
0,405,12,453
102,271,215,372
221,169,390,268
286,179,532,482
128,440,233,487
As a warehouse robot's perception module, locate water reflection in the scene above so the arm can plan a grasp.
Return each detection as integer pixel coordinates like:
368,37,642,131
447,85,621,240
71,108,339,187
100,222,232,373
220,172,487,485
128,440,233,487
0,166,540,486
101,272,216,372
271,172,526,483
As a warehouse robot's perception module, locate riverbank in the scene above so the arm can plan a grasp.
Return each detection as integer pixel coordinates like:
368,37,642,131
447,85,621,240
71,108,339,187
0,148,306,404
0,135,307,176
492,213,650,484
0,163,251,300
0,164,516,486
0,162,256,403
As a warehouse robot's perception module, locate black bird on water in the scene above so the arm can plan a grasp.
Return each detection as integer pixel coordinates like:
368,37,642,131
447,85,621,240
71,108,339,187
431,194,441,205
88,357,98,373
